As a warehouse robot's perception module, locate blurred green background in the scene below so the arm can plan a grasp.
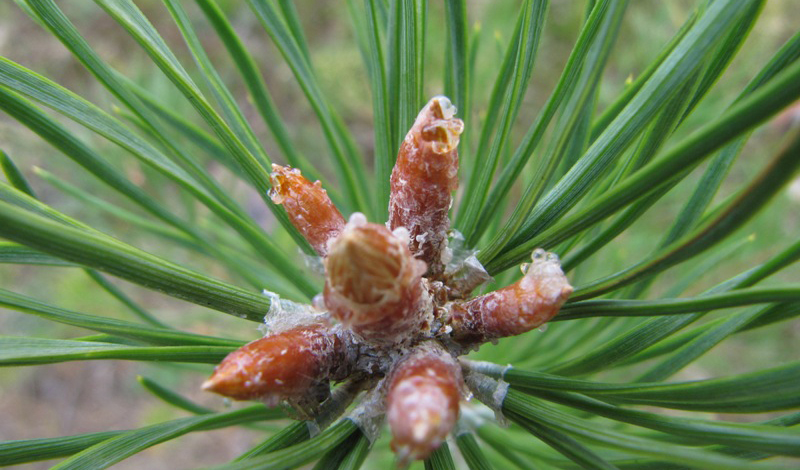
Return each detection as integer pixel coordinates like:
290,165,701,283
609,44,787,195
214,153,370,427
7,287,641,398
1,1,798,468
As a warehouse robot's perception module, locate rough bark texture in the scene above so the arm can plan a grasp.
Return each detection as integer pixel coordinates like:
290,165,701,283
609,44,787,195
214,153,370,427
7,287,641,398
386,342,462,464
269,164,345,256
447,250,573,346
389,96,464,279
202,325,346,405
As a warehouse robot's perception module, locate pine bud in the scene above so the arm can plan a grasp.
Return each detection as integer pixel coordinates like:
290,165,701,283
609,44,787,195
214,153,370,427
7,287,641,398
324,215,429,344
389,96,464,278
386,343,462,464
447,249,573,345
269,164,345,256
202,325,346,406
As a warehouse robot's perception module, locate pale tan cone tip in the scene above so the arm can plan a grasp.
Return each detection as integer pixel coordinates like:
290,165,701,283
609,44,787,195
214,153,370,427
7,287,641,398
325,213,426,324
421,96,465,154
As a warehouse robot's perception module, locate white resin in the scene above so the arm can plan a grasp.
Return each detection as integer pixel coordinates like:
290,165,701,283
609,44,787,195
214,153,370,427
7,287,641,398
261,290,326,335
444,230,493,296
347,380,387,443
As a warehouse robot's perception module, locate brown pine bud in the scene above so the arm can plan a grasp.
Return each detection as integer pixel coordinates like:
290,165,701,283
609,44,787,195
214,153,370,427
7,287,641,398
202,325,346,406
446,249,573,345
389,96,464,278
269,164,345,256
386,343,462,464
323,214,429,344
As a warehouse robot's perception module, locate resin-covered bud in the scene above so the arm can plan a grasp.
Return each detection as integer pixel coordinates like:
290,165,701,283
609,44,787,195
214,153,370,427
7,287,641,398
269,164,345,256
386,342,462,464
323,214,429,344
446,249,573,346
202,325,348,407
389,96,464,278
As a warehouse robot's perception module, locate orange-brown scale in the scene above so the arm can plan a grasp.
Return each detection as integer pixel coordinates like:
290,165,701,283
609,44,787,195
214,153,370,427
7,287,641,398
324,219,429,344
269,164,345,257
389,96,464,279
446,251,573,346
202,325,349,405
386,342,462,464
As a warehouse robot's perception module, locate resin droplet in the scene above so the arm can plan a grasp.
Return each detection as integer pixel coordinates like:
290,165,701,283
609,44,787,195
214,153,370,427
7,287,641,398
269,164,345,256
324,220,429,344
389,96,464,279
386,343,462,464
202,325,348,407
445,249,572,346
